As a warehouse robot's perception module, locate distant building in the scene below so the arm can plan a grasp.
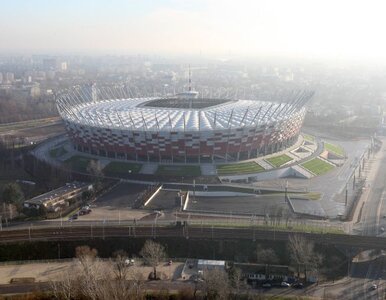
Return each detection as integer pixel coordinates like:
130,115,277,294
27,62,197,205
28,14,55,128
23,182,93,212
43,58,57,70
46,70,56,80
197,259,226,272
234,262,293,282
0,72,3,84
30,85,41,98
5,72,14,84
60,61,68,71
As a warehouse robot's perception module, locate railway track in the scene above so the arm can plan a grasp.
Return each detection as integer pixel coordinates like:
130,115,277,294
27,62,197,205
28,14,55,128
1,225,386,250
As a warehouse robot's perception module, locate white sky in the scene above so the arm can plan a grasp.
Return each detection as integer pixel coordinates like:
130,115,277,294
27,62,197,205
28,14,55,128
2,0,386,60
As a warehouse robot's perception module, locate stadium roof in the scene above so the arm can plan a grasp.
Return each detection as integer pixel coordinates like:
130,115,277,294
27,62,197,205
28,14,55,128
58,96,308,132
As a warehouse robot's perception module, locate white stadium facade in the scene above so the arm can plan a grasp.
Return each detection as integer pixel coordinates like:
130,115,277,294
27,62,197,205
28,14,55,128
56,85,313,163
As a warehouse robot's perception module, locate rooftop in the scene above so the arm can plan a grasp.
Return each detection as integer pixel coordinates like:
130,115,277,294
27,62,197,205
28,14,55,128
25,181,91,205
143,98,232,109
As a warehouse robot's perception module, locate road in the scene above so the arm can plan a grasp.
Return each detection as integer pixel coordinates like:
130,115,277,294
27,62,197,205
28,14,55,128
354,138,386,236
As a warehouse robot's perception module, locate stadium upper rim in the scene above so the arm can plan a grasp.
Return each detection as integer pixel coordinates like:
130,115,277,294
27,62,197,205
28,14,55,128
56,85,314,132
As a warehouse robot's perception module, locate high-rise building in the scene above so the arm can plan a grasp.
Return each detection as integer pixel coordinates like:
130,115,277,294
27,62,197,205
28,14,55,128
60,62,68,71
0,72,3,84
5,72,14,83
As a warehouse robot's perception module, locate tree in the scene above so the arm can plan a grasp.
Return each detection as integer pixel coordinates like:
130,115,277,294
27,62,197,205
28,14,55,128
87,159,103,177
256,244,279,276
228,266,244,295
112,250,130,280
51,246,102,300
1,182,24,205
140,240,166,279
255,244,279,265
87,160,103,193
50,248,145,300
288,234,323,281
202,268,230,300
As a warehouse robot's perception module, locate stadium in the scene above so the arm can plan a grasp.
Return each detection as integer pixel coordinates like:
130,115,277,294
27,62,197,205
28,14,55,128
56,85,313,164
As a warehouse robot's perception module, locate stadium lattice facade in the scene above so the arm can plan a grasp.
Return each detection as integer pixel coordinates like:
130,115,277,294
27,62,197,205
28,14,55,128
56,85,313,163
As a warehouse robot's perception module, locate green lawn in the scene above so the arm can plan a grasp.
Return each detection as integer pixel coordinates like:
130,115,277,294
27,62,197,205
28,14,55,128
265,154,293,167
303,134,315,142
64,155,92,172
324,142,345,157
49,146,68,158
103,161,142,175
156,165,201,176
216,162,265,175
301,157,335,175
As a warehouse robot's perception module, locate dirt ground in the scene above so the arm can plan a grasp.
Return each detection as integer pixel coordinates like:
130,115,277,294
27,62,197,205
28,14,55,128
0,260,184,284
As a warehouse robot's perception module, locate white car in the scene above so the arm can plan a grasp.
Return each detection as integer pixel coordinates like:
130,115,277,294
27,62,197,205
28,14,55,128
125,259,135,266
370,284,378,291
281,282,291,287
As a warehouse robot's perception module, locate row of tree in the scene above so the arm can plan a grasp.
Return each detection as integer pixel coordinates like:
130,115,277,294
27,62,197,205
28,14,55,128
50,235,323,300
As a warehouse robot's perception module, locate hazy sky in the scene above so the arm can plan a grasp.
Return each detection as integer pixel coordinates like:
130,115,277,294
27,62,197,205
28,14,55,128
2,0,386,60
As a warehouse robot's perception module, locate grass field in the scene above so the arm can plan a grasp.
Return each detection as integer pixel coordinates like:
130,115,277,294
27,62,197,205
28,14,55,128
103,161,142,175
301,157,335,175
64,155,92,172
265,154,293,167
49,147,68,158
216,162,265,175
324,142,345,157
156,165,201,176
303,134,315,142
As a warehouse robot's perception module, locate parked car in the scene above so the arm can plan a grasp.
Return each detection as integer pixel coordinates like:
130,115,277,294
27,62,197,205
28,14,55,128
292,282,304,289
370,284,378,291
281,282,291,287
68,214,78,220
125,259,135,266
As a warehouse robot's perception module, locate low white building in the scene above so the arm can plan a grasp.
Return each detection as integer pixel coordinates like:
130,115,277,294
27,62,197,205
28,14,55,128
23,181,92,212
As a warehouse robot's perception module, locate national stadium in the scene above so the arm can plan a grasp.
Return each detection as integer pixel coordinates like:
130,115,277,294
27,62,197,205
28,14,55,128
56,85,313,164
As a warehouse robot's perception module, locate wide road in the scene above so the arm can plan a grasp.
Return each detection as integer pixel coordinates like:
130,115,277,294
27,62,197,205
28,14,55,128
356,138,386,236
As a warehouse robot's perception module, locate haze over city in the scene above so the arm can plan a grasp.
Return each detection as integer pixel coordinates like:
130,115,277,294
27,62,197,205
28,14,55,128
2,1,386,299
2,0,386,62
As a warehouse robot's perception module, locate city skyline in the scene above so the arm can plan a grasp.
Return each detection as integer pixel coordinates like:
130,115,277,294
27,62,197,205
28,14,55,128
2,0,386,62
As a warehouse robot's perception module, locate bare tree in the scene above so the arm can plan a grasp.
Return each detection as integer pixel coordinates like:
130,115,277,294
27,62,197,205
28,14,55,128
288,234,323,281
255,244,279,265
50,254,145,300
202,268,230,300
140,240,166,279
111,250,130,280
74,245,103,300
87,159,103,177
255,244,279,277
128,270,145,299
228,266,244,295
50,267,79,300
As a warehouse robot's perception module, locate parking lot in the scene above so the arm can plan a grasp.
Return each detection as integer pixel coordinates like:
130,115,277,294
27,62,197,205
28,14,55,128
186,194,292,216
75,182,153,221
145,190,182,210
